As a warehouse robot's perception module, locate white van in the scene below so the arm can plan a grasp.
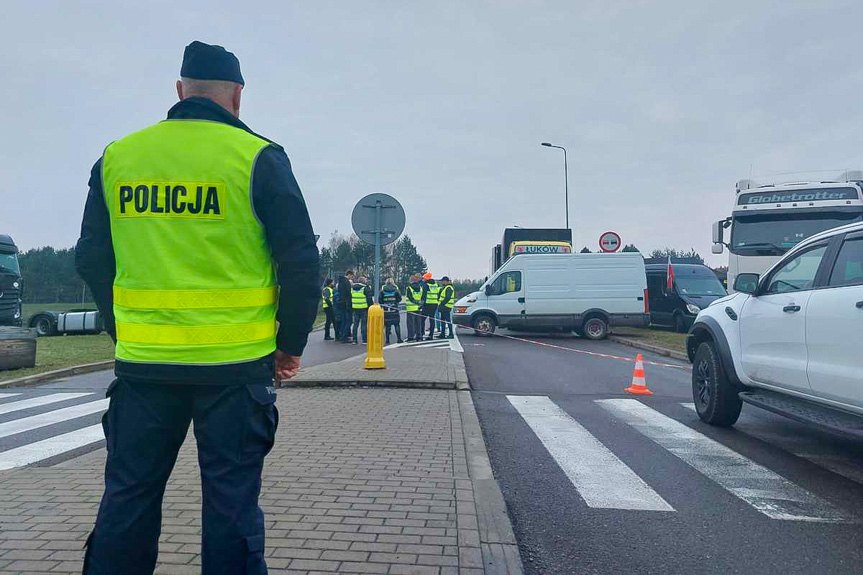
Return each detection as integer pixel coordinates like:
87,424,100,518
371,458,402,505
453,253,649,339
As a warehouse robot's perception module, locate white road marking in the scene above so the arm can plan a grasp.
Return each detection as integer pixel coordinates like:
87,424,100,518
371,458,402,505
0,424,104,471
0,399,109,439
0,393,93,416
507,395,674,512
681,402,863,486
449,331,464,353
0,393,22,400
598,399,850,522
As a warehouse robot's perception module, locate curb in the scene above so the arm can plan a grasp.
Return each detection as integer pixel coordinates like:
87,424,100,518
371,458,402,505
609,335,689,362
278,380,457,390
457,391,524,574
0,360,114,389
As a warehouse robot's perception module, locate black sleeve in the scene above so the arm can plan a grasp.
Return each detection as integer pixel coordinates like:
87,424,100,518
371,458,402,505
395,290,402,304
252,145,320,356
74,157,117,341
366,286,374,306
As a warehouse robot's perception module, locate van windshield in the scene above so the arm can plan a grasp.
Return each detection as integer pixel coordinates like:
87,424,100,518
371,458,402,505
0,252,19,274
676,276,725,297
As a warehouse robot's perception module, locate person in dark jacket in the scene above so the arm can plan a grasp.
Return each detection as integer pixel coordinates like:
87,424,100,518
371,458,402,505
74,41,319,575
350,276,374,344
379,278,403,344
334,270,354,342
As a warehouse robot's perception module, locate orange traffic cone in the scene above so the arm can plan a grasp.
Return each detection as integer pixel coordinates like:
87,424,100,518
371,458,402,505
624,353,653,395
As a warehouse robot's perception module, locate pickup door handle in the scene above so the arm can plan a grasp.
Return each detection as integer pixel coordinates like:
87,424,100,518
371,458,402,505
857,301,863,309
518,297,525,303
783,305,801,313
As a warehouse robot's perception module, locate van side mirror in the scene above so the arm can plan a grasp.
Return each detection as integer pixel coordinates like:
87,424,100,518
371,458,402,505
485,284,493,296
734,273,759,295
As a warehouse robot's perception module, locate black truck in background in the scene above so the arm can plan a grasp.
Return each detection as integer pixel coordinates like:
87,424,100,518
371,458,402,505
0,234,23,327
490,228,573,274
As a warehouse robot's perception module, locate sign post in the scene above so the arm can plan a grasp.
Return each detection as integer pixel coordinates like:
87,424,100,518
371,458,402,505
599,231,622,253
351,193,406,298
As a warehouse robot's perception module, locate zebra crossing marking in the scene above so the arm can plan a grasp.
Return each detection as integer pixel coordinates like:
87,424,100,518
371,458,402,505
0,393,23,400
0,399,109,439
0,423,104,471
508,395,674,512
681,402,863,486
597,398,850,522
0,393,93,416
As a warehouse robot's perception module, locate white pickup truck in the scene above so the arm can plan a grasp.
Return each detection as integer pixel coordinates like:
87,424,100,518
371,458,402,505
688,221,863,438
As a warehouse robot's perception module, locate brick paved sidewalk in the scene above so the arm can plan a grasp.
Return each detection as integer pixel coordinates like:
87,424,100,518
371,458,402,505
0,388,522,574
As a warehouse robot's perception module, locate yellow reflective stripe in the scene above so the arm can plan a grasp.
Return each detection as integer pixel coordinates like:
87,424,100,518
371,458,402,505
116,321,276,346
114,286,277,310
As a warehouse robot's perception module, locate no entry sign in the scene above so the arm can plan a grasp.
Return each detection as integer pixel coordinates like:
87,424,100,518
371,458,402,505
599,231,621,253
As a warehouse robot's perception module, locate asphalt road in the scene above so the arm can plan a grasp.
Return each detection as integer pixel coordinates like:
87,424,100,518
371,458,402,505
462,328,863,575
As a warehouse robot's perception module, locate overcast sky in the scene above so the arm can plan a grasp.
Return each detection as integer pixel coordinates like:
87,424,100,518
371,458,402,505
3,0,863,278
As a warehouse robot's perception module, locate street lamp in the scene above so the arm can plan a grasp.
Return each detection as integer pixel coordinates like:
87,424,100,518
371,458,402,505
541,142,569,230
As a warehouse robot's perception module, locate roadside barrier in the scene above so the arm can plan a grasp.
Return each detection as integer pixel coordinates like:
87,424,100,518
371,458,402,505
624,354,654,394
364,304,386,370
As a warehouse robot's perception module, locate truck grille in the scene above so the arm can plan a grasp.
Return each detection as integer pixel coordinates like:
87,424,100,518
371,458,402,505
0,287,20,313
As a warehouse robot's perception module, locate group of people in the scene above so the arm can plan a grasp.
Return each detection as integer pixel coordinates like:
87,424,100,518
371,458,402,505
321,270,457,345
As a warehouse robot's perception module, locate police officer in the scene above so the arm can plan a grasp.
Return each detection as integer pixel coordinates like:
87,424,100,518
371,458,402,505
74,41,320,575
422,272,441,340
322,278,335,340
438,276,456,339
405,274,424,342
351,276,374,344
379,277,403,344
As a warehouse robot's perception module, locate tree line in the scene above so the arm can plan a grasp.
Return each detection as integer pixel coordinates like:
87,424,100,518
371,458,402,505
17,239,713,305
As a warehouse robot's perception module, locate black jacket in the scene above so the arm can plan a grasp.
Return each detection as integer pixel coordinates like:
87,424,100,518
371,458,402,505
335,275,352,307
379,286,402,324
75,97,320,385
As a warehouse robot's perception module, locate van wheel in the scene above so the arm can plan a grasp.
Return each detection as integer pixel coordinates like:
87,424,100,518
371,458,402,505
673,313,687,333
692,341,742,426
472,314,496,336
582,316,608,340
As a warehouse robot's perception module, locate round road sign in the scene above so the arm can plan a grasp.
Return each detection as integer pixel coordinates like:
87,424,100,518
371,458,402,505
599,231,622,253
351,193,406,246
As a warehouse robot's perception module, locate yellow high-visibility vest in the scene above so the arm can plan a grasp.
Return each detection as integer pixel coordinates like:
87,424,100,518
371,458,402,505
351,284,369,309
102,119,277,365
425,282,441,305
322,286,333,308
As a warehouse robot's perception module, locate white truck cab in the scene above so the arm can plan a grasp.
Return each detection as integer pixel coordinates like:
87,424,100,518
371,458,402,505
689,221,863,436
453,252,649,339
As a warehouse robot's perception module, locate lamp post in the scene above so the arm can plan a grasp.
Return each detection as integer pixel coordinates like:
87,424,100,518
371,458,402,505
541,142,569,230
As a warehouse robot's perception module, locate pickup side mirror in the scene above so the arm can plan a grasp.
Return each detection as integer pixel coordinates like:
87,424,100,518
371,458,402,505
485,284,493,296
733,273,760,295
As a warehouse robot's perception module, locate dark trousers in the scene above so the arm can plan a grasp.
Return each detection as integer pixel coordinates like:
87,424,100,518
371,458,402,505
352,308,368,343
323,306,335,339
423,304,438,338
385,321,402,344
84,379,278,575
439,307,453,337
335,305,352,340
406,308,418,340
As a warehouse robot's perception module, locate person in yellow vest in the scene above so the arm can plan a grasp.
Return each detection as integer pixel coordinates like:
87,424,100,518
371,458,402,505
405,274,424,342
322,278,335,340
437,276,456,339
421,272,441,340
350,276,374,344
74,41,319,575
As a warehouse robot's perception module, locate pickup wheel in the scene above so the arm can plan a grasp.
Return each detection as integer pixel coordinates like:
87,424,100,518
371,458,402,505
472,314,496,336
692,341,742,426
30,314,56,337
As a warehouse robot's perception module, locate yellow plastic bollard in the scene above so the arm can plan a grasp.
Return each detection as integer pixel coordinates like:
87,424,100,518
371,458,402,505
364,304,386,370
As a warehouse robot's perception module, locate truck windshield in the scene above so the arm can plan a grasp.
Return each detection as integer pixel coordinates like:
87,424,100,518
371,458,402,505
0,252,19,274
676,276,726,297
731,211,862,255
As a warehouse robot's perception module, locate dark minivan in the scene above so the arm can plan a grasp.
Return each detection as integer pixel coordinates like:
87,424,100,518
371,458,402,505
646,263,726,332
0,234,23,326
